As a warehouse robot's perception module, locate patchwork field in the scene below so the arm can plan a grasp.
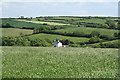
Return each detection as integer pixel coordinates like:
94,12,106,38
26,33,89,43
17,20,70,25
31,17,106,24
2,47,118,78
1,28,33,36
55,27,118,36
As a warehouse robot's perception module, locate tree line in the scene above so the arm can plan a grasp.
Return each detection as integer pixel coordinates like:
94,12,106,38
2,36,51,47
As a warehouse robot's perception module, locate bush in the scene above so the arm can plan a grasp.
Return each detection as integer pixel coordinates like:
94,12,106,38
89,36,100,43
90,31,100,37
100,35,114,40
2,36,30,46
2,36,52,47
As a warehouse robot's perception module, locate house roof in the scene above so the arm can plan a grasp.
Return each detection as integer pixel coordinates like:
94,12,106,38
52,40,62,44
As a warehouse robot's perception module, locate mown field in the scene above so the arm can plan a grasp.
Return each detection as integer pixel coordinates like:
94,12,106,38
1,28,33,36
55,27,118,36
26,33,89,43
17,20,70,26
2,47,118,78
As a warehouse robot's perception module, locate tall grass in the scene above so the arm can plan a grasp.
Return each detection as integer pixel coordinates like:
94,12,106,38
2,47,118,78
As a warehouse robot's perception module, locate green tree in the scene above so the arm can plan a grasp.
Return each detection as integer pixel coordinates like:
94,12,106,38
114,32,118,37
89,36,100,43
105,19,116,29
90,31,100,37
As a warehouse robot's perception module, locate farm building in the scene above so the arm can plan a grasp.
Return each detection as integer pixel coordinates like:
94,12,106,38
52,40,69,47
52,40,62,47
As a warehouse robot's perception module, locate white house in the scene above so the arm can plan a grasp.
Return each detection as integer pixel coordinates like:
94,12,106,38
52,40,62,47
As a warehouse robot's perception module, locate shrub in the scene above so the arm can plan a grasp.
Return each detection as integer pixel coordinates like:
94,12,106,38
90,31,100,37
89,36,100,43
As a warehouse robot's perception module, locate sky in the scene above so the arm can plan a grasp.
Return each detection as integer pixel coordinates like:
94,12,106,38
0,0,119,18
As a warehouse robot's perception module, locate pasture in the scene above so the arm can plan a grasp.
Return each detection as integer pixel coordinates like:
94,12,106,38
26,33,89,43
55,27,118,36
88,40,119,46
17,20,70,26
74,18,106,24
2,19,47,28
2,47,118,78
1,28,33,36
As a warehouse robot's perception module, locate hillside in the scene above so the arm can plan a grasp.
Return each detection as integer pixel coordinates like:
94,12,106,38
1,16,119,48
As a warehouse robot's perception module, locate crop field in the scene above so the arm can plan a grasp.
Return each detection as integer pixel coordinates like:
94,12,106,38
2,46,118,78
26,33,89,43
88,40,119,46
1,28,33,36
2,20,47,28
17,20,70,26
74,18,106,24
55,27,118,36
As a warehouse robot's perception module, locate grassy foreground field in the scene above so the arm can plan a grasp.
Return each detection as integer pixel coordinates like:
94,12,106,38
2,47,118,78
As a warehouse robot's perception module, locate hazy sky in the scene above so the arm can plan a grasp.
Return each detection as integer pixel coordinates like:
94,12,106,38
0,0,118,17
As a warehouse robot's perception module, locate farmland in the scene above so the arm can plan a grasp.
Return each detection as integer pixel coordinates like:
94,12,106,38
17,19,70,25
55,27,118,36
2,47,118,78
32,17,106,24
1,16,119,48
1,28,33,37
1,16,119,78
26,33,89,43
1,19,48,28
88,40,119,46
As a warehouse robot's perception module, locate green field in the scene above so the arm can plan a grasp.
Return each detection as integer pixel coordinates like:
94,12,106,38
2,47,118,78
26,33,89,43
1,28,33,36
55,27,118,36
33,17,106,23
74,18,106,24
2,19,47,28
88,40,119,46
17,20,70,26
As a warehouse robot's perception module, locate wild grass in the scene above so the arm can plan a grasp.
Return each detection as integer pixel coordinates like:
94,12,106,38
2,46,118,78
